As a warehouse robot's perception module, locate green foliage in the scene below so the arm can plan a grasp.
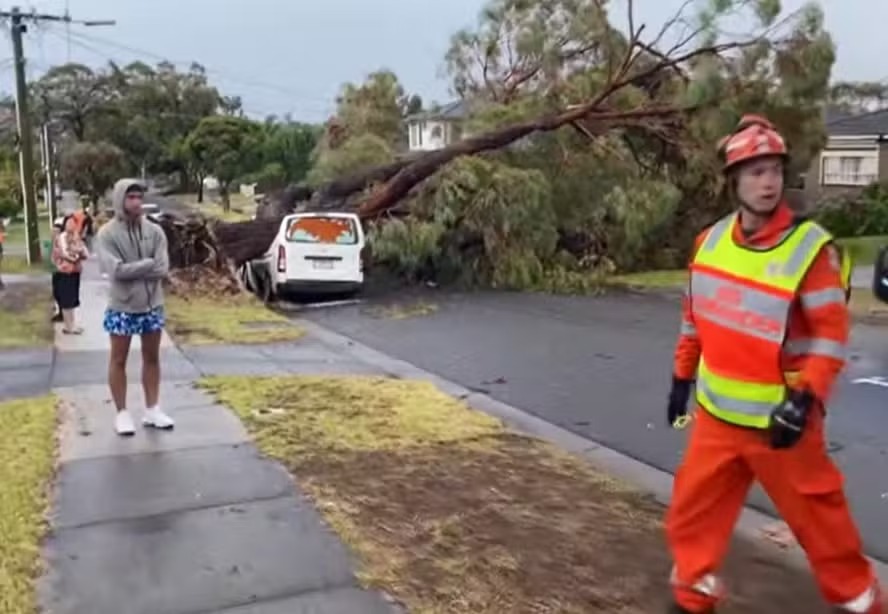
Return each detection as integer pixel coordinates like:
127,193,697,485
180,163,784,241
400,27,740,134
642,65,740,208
334,70,413,148
183,116,263,207
0,159,21,220
368,218,446,283
813,182,888,238
307,133,395,186
371,157,561,289
33,61,229,179
59,141,127,206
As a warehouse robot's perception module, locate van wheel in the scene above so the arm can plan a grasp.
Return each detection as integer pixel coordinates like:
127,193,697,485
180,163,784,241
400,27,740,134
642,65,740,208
260,274,278,304
239,265,255,292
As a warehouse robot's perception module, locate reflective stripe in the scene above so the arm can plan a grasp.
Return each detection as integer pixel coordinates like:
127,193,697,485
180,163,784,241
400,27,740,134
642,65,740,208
697,376,778,423
680,320,697,336
699,217,732,253
837,583,878,612
690,270,791,343
800,287,847,310
690,214,836,429
670,567,724,598
782,223,831,277
783,337,847,360
696,360,784,428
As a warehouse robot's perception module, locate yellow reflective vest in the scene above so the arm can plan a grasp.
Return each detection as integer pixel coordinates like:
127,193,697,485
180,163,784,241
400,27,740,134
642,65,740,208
689,214,846,428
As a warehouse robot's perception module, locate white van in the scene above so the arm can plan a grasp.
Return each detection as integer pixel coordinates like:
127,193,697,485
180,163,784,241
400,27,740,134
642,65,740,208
241,212,365,301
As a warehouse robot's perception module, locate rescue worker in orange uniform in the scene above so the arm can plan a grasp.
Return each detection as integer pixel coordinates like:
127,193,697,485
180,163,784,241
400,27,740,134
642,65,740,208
664,114,883,613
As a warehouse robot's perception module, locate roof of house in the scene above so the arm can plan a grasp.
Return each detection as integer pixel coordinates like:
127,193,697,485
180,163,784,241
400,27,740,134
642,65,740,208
826,108,888,137
406,99,468,122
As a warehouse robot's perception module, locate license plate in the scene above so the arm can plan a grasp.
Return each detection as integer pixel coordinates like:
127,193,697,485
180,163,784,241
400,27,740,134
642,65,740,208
313,260,334,270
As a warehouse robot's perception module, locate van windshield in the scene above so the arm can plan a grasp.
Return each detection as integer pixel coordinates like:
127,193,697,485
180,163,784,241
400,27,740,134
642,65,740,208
285,216,359,245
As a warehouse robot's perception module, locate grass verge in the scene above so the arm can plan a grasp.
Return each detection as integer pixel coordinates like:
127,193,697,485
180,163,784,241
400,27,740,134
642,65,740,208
0,282,53,349
199,374,828,613
2,255,45,275
179,193,257,222
607,268,888,323
837,235,887,267
0,394,57,614
164,294,304,345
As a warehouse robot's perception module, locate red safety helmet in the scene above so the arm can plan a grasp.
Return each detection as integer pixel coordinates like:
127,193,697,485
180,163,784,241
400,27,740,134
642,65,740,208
717,114,788,172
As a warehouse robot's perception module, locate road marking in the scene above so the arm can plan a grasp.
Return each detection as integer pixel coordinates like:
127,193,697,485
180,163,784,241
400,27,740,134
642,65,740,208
852,376,888,388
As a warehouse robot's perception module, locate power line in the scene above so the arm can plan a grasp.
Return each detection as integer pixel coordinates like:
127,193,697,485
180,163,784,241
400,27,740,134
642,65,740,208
0,5,114,263
38,27,302,120
63,28,334,108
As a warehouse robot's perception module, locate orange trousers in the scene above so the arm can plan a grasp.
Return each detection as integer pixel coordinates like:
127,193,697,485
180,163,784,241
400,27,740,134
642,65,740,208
665,406,878,612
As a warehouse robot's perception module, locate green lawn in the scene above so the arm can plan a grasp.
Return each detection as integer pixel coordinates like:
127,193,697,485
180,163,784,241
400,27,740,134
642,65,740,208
0,394,57,614
837,235,887,267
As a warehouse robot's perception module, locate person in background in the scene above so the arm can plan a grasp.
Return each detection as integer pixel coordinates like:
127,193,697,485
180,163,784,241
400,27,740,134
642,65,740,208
96,179,173,437
79,204,95,251
50,216,64,322
53,214,89,334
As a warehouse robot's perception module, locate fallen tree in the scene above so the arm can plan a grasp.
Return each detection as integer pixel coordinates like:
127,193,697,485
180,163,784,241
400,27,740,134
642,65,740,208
160,0,816,277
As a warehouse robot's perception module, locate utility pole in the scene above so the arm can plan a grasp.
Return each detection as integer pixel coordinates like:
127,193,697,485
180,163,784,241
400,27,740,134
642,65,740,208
39,123,57,224
1,7,115,264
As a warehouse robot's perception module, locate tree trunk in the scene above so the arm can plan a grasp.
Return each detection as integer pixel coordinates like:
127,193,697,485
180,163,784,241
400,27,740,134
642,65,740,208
197,176,204,204
220,184,230,212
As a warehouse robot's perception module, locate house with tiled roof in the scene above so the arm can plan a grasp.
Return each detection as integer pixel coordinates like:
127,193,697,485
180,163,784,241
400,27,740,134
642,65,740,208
405,100,469,151
805,108,888,201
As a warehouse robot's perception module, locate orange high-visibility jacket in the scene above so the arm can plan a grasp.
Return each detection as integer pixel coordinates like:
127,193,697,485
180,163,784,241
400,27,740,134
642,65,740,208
674,203,849,404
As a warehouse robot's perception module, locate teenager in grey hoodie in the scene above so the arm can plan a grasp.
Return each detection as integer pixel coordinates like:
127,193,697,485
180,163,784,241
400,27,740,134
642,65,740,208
96,179,175,436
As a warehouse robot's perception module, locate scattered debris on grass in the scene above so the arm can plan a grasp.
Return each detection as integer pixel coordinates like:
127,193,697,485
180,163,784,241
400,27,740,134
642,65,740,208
0,394,57,614
0,282,53,349
200,374,829,614
164,293,304,345
165,265,242,298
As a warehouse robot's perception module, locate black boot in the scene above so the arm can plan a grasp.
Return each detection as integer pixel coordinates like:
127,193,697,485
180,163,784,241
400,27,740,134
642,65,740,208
668,604,714,614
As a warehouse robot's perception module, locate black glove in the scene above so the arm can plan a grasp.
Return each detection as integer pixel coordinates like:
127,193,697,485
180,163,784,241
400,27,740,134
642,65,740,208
768,388,815,449
668,376,693,428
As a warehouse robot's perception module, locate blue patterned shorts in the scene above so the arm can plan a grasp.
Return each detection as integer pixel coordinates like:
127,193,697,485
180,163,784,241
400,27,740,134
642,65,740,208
103,306,166,337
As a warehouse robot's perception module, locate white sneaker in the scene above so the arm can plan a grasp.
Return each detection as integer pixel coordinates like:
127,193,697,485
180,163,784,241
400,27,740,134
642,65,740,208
143,407,174,430
115,410,136,437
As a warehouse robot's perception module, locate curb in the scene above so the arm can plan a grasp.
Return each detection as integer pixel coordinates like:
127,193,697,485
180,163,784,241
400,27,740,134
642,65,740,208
298,318,888,585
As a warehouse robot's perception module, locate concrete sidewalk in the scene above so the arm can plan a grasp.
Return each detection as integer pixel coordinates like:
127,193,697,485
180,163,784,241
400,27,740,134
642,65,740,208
39,262,397,614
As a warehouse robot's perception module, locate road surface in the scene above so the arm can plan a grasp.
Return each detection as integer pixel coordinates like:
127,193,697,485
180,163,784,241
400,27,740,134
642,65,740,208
299,287,888,562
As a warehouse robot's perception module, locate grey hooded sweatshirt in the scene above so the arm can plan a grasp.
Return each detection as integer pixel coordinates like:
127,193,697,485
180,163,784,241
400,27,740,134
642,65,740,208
96,179,169,313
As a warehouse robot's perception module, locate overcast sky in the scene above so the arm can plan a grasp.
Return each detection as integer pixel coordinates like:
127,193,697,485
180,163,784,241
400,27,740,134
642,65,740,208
3,0,886,123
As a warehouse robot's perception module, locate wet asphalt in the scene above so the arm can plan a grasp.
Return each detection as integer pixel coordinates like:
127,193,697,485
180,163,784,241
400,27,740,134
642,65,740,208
296,287,888,562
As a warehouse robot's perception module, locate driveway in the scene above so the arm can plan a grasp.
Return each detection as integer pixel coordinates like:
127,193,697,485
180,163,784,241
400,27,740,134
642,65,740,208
299,287,888,562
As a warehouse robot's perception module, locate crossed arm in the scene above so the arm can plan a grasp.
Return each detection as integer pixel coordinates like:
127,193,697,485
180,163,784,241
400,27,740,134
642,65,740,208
97,227,169,282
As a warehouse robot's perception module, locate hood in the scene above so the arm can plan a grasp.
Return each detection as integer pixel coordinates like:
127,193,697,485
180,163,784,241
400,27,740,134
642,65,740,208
110,178,146,220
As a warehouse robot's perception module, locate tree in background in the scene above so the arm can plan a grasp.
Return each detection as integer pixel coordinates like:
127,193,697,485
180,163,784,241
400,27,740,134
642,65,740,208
183,116,263,211
245,119,320,191
33,60,231,184
60,141,127,212
829,81,888,114
308,70,423,184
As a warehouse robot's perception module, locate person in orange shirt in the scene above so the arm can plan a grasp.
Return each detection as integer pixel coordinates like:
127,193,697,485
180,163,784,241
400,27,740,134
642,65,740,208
664,115,882,613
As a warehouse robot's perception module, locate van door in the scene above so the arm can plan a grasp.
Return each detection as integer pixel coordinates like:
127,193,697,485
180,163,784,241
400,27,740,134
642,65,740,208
282,214,365,283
